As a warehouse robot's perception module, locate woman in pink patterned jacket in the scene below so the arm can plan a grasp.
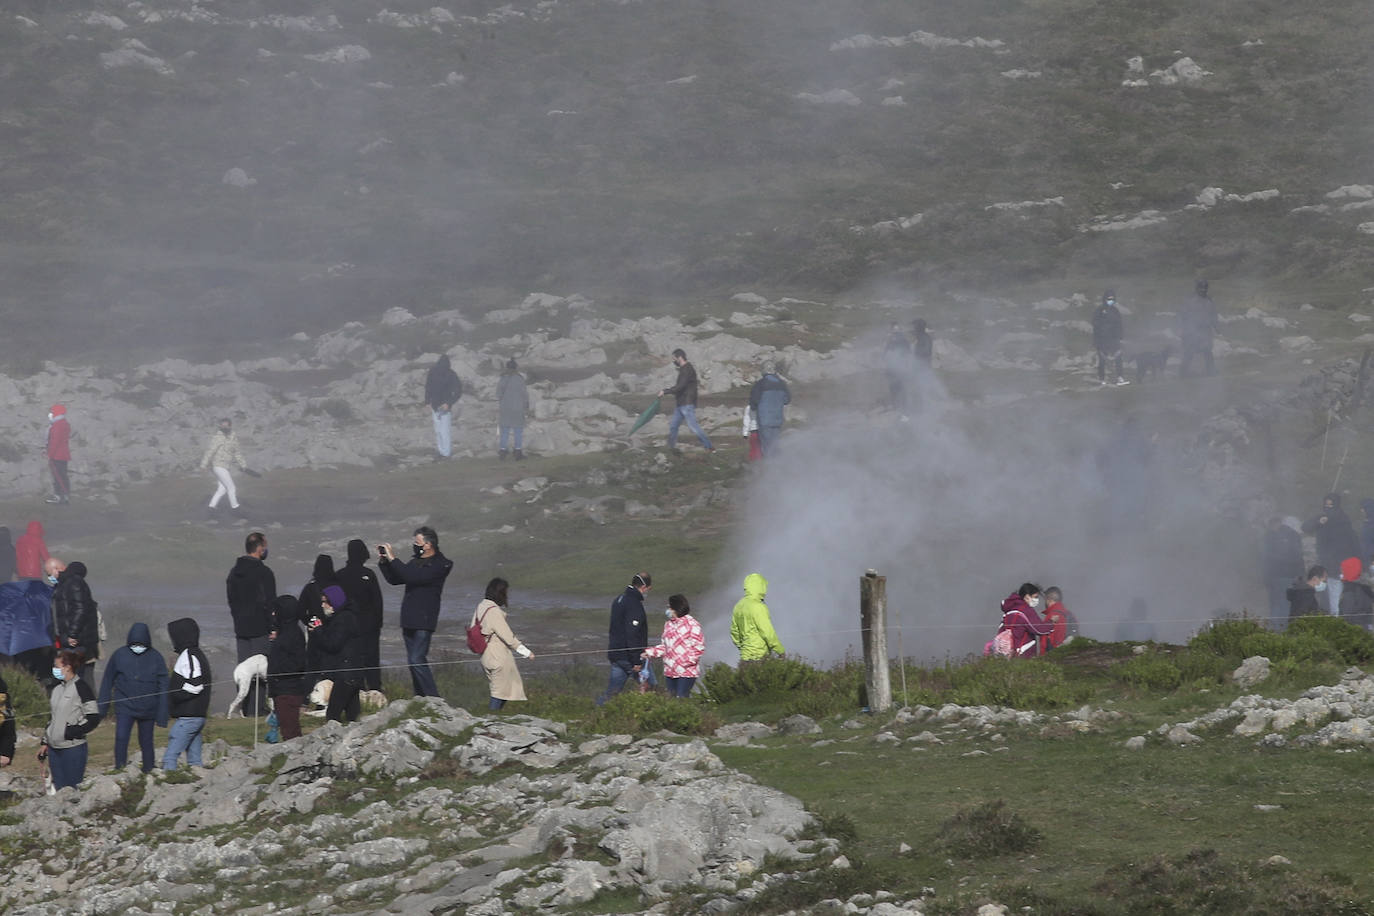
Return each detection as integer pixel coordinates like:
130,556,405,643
642,594,705,698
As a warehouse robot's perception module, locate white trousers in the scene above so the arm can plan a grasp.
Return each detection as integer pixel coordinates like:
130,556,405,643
209,466,239,508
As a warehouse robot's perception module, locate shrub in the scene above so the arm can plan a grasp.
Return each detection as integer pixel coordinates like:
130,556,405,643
1239,631,1336,665
935,800,1042,859
1188,617,1268,660
700,658,819,704
946,658,1089,709
1,665,48,727
1286,616,1374,664
588,691,715,736
1114,653,1183,692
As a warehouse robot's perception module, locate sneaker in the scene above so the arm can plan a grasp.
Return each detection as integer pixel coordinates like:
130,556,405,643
514,449,525,461
44,494,61,504
1099,379,1108,387
1116,377,1130,386
498,449,508,461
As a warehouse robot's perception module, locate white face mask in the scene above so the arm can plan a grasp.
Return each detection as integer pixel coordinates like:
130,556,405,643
1027,596,1041,609
664,607,674,619
47,413,54,423
1315,581,1328,592
131,645,148,655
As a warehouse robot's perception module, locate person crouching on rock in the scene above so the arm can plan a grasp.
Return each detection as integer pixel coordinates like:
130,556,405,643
1040,587,1079,652
643,594,705,698
998,584,1055,657
41,650,102,790
473,577,534,712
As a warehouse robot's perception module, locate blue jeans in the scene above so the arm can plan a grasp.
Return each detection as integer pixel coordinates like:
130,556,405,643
115,713,156,772
596,663,635,706
758,425,782,456
499,425,524,452
49,743,88,790
162,716,205,770
489,696,506,711
432,409,452,457
404,627,439,697
1327,578,1343,616
668,404,712,450
666,676,696,698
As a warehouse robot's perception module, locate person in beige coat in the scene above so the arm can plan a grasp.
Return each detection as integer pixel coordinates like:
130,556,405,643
473,577,533,711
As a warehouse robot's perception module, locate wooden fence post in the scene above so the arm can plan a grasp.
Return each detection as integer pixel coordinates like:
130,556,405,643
860,570,892,713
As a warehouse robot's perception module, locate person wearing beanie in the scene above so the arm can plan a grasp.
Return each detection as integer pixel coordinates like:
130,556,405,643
748,362,791,457
1092,290,1127,387
200,417,250,515
335,540,384,690
308,585,364,723
45,404,71,505
496,358,530,461
1338,557,1374,630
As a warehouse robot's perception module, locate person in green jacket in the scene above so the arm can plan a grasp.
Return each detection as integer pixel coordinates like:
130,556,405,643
730,573,785,662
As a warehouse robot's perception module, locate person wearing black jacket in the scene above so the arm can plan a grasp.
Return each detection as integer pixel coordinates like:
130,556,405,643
336,539,385,690
425,354,463,458
51,559,100,682
1303,494,1360,615
596,573,651,706
163,617,211,770
0,672,16,766
659,349,713,452
1092,289,1126,387
98,622,169,772
226,532,276,715
1287,566,1327,622
268,596,307,740
297,554,337,626
310,586,364,723
379,526,452,697
1263,517,1305,629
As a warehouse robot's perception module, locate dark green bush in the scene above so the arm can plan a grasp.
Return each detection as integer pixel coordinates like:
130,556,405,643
936,800,1042,859
1114,653,1183,692
1239,631,1336,665
700,658,819,704
588,691,715,736
1187,618,1268,660
1286,616,1374,664
946,658,1090,709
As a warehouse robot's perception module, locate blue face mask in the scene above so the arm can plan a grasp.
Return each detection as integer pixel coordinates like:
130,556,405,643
52,667,64,681
664,607,674,619
46,575,58,585
1316,581,1328,592
131,645,148,655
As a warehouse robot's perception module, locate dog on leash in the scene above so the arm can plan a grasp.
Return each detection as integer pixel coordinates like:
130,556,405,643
226,654,272,718
1134,345,1173,383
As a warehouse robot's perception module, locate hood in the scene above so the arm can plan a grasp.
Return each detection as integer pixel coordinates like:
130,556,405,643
62,560,87,580
167,617,199,652
1341,557,1363,583
435,355,451,370
229,555,263,579
346,538,370,566
126,622,152,647
23,520,43,539
273,594,299,622
742,573,768,601
312,553,336,580
1001,594,1030,615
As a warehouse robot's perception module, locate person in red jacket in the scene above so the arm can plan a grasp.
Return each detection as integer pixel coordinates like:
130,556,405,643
998,583,1055,657
45,404,71,505
14,521,50,579
1040,586,1080,652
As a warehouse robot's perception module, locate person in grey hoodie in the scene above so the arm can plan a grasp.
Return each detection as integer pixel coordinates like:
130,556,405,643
496,358,530,461
98,623,170,773
41,649,101,790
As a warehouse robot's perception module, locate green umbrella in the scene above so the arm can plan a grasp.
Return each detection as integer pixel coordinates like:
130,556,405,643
628,397,662,435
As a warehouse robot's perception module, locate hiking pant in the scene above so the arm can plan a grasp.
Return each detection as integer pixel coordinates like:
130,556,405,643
50,459,70,498
432,409,453,457
114,713,156,772
1097,348,1123,381
209,465,239,508
1179,338,1214,377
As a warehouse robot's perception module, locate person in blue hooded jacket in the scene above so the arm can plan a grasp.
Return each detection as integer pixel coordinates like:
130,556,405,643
97,622,169,772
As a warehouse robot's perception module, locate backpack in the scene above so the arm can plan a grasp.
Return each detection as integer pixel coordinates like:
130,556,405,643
466,606,491,655
986,628,1015,658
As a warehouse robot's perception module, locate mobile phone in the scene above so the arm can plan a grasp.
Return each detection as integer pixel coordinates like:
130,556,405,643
377,545,386,557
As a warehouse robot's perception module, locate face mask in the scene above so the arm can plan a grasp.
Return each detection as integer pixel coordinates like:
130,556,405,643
52,667,64,681
1027,596,1041,609
412,544,424,559
1316,581,1328,592
260,549,269,562
47,413,54,423
46,574,58,585
131,645,148,655
664,607,674,619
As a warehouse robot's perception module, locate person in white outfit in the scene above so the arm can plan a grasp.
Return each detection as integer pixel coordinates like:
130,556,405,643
200,418,248,511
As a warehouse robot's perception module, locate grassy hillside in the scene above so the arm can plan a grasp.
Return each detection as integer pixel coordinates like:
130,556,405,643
3,0,1373,362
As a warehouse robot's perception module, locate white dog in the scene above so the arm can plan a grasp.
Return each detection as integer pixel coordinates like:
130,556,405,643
226,654,272,718
305,680,389,717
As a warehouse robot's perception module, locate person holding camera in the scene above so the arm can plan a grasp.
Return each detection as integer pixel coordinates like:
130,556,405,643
379,527,453,697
